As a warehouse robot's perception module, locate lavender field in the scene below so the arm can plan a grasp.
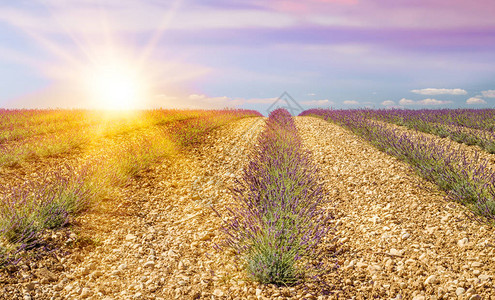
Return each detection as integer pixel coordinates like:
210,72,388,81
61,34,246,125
1,108,495,299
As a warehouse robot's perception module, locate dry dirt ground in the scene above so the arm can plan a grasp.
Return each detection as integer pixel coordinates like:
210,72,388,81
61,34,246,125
2,116,495,299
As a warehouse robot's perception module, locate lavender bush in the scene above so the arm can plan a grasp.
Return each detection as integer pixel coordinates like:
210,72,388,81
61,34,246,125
0,165,98,266
219,109,331,285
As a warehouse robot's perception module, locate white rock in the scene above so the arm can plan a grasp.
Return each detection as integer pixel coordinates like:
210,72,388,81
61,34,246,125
345,260,356,270
456,287,466,296
143,261,155,268
213,289,224,297
256,288,262,296
471,262,482,268
390,248,402,256
401,233,410,240
91,270,103,278
80,287,92,298
424,275,438,285
370,215,381,224
478,274,490,281
125,234,137,241
458,238,469,247
370,264,382,272
111,270,121,276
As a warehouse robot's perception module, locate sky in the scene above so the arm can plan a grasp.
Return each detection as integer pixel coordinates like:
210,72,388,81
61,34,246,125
0,0,494,113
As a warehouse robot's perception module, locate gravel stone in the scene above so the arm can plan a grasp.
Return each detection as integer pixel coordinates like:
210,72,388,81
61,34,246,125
458,238,469,247
455,287,466,296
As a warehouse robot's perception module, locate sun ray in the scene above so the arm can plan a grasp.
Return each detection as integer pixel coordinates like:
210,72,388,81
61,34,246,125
138,0,185,66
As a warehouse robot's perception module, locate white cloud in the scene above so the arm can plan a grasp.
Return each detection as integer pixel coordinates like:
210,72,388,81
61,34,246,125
301,99,333,106
399,98,452,106
481,90,495,98
381,100,395,106
307,93,316,96
343,100,359,105
411,88,467,96
399,98,415,105
466,97,487,105
417,98,452,105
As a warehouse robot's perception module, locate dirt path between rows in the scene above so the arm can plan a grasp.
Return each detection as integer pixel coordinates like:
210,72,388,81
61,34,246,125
296,116,495,299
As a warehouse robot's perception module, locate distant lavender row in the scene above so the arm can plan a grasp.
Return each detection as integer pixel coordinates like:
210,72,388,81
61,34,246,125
0,109,261,168
219,109,331,285
365,108,495,131
354,109,495,153
301,109,495,221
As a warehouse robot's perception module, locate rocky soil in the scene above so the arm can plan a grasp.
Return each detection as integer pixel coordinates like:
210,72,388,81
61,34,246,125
296,116,495,299
2,116,495,299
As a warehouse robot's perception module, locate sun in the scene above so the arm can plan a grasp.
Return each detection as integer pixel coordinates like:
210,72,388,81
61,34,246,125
86,62,146,110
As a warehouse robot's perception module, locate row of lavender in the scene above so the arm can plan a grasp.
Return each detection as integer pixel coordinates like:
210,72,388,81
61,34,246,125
219,109,331,285
369,109,495,131
0,109,261,267
356,109,495,154
301,109,495,222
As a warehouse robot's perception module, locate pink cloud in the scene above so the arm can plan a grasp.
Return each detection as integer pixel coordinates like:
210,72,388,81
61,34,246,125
399,98,415,106
482,90,495,98
343,100,359,105
264,0,357,13
381,100,395,107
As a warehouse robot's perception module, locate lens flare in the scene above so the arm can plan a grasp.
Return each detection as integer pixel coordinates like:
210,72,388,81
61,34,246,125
86,62,145,110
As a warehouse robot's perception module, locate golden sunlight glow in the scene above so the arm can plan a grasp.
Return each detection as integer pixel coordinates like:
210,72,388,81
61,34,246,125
86,62,146,110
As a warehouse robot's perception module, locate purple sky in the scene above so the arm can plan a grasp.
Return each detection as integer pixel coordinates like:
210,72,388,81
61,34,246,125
0,0,494,112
